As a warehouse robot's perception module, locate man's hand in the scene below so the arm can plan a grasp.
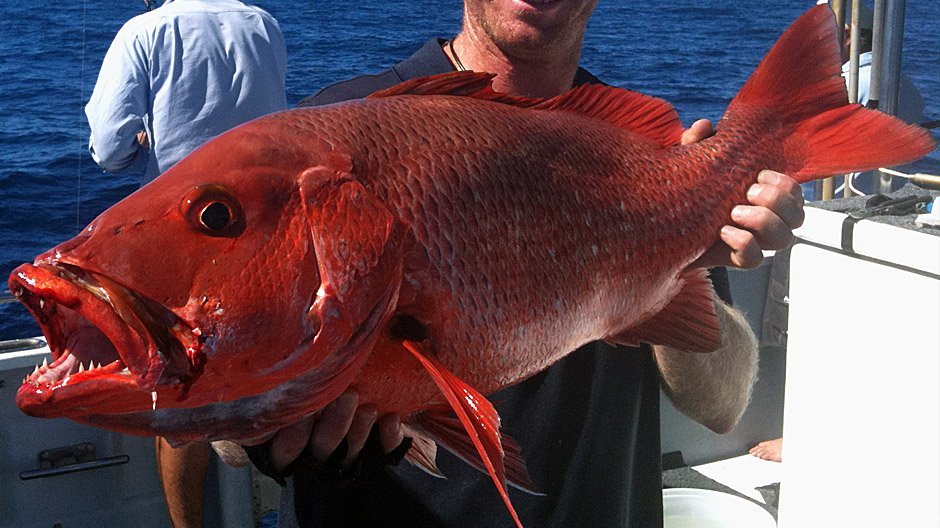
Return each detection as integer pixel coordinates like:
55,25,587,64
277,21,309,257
682,119,805,269
264,389,404,473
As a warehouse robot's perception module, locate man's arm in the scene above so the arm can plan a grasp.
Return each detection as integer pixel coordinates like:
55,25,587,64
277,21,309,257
655,300,758,433
85,23,150,172
658,121,805,433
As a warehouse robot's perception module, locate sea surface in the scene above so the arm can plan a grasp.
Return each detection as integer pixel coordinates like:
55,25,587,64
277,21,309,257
1,0,937,339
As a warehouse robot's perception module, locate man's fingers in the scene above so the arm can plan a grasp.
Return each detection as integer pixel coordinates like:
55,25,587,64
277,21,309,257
680,119,714,145
719,225,764,269
310,390,359,460
731,205,794,251
343,405,379,465
376,414,405,454
747,173,806,229
270,415,316,472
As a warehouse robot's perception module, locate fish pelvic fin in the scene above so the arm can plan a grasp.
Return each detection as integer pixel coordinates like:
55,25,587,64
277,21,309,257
401,423,446,479
607,268,721,353
371,71,685,148
402,340,526,528
725,5,935,182
411,408,540,495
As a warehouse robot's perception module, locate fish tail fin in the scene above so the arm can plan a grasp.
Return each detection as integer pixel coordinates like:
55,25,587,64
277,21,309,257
723,5,934,183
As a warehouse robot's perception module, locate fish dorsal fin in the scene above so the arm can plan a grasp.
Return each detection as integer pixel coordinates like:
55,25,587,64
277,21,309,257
606,268,722,353
370,71,684,147
368,71,539,107
536,84,686,147
401,340,525,528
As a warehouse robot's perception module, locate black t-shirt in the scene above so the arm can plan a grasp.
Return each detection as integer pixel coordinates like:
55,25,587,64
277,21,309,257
283,39,733,528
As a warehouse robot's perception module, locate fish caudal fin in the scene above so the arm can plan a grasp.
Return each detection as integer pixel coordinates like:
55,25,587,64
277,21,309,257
402,341,526,528
725,5,935,182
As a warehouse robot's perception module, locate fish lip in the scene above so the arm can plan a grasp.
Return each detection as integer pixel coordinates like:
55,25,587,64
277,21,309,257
9,262,200,413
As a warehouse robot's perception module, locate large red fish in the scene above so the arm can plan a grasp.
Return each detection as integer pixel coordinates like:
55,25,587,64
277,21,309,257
8,6,934,526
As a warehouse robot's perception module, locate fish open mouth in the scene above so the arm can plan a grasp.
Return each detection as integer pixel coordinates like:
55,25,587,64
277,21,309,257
9,262,202,416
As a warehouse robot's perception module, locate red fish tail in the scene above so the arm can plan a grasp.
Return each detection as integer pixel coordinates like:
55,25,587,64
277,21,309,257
724,5,935,183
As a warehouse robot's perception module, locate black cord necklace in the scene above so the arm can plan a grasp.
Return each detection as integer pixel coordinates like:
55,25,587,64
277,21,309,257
447,39,467,71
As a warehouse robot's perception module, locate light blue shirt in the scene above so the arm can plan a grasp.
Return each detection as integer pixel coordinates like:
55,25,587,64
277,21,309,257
85,0,287,183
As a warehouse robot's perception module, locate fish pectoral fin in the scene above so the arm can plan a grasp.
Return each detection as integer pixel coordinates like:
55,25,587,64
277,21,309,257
414,407,540,495
607,268,722,353
401,341,526,528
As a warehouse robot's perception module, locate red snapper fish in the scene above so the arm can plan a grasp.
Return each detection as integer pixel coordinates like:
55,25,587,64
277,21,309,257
8,7,934,526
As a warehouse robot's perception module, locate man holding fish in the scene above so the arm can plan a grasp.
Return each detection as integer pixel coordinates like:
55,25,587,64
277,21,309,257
250,0,804,526
18,1,925,527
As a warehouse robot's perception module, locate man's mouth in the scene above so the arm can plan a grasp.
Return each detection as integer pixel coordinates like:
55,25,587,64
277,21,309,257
8,262,202,416
513,0,561,11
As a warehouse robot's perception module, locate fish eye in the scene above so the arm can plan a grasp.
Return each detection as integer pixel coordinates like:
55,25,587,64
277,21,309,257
181,185,244,237
199,202,232,232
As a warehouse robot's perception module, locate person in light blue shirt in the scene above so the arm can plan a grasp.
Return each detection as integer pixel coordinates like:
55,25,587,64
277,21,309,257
85,0,287,184
85,2,286,527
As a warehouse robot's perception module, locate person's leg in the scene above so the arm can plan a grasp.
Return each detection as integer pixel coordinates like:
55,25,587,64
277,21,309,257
156,438,211,528
749,437,783,462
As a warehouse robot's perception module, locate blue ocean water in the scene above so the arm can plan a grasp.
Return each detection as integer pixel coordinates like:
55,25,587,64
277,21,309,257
0,0,937,339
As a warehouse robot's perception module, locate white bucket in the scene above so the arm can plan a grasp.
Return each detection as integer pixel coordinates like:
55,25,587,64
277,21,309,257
663,488,777,528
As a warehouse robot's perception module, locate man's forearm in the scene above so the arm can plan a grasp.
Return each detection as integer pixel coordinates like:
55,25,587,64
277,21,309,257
654,299,758,434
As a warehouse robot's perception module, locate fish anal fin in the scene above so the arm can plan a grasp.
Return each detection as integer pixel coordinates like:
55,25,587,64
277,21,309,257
608,269,722,353
402,341,525,528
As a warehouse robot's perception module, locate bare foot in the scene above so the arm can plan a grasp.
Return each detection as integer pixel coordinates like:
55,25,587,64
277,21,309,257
749,438,783,462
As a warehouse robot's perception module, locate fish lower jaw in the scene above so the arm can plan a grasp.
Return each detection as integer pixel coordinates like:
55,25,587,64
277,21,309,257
24,351,132,390
9,261,199,393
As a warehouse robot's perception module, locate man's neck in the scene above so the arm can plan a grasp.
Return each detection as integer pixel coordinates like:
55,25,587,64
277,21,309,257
448,33,581,99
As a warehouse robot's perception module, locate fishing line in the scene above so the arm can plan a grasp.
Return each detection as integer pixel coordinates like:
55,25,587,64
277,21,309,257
76,0,88,231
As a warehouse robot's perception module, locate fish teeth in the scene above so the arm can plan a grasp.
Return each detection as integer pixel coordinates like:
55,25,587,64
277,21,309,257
39,299,45,310
78,362,85,373
42,358,48,369
32,365,40,375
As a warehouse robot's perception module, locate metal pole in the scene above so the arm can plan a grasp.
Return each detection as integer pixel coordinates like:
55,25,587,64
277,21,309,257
822,0,847,201
877,0,908,194
844,0,863,198
869,0,887,110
